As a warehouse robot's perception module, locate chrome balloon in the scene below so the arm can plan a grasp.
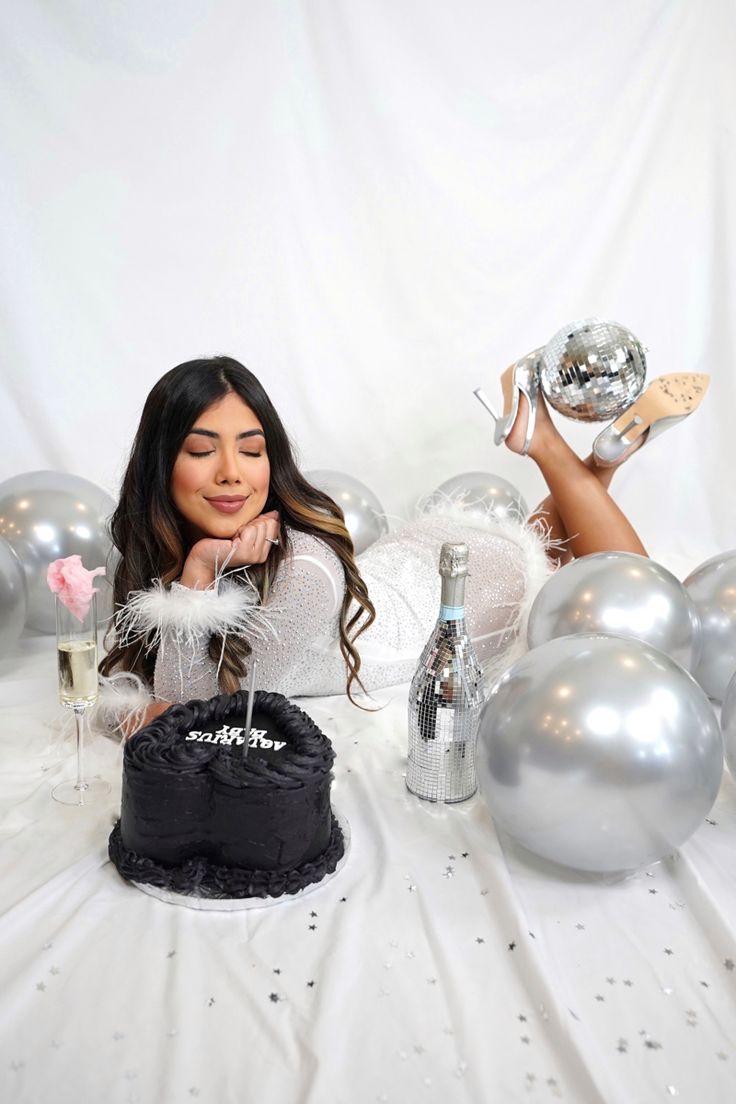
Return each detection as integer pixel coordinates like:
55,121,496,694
0,537,26,655
306,470,388,555
683,551,736,703
540,318,647,422
720,672,736,779
425,472,528,523
477,633,722,873
527,551,701,673
0,471,116,634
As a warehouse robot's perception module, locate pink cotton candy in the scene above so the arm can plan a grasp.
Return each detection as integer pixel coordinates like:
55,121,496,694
47,555,106,622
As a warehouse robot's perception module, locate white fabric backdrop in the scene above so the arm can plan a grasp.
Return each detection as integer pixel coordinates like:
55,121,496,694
0,0,734,574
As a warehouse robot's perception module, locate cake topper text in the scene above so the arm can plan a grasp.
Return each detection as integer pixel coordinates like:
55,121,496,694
186,724,287,751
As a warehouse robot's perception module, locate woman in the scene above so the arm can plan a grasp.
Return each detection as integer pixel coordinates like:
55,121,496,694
98,355,707,732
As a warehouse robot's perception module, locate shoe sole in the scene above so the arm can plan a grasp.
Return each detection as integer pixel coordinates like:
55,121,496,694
594,372,710,463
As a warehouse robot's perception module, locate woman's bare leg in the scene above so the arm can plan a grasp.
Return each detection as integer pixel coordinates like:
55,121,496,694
505,392,647,563
528,454,618,565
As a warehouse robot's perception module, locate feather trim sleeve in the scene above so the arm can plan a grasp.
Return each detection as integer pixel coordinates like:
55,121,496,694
89,671,154,738
114,576,275,653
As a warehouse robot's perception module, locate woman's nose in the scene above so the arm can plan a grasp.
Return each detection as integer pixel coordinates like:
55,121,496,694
215,450,242,484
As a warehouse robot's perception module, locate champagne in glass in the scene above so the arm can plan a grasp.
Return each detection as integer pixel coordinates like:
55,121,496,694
57,639,98,705
52,593,110,806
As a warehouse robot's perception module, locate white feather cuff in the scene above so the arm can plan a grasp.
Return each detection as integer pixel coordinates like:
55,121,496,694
90,671,154,737
114,576,274,653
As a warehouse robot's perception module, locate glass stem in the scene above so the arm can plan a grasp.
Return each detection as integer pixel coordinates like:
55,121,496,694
74,705,87,794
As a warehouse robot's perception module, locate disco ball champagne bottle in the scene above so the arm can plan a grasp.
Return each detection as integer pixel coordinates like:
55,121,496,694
406,543,485,802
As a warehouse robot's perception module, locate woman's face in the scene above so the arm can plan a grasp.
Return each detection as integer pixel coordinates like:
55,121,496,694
171,392,270,540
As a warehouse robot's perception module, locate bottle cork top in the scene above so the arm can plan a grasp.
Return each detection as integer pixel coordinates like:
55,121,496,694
438,542,469,577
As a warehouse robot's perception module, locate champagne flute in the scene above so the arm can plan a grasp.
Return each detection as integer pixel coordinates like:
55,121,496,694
52,593,110,805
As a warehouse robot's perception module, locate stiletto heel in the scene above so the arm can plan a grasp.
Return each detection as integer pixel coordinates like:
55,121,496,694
474,350,542,456
592,372,710,467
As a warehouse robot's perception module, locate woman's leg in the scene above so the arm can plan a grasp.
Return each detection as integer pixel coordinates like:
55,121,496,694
528,454,619,565
505,393,647,562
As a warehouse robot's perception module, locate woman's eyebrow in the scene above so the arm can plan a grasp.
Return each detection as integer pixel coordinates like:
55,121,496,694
187,428,265,440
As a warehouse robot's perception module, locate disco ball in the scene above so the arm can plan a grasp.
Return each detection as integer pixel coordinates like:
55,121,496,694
539,318,647,422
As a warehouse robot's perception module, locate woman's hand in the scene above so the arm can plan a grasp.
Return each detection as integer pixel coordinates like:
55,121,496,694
122,700,172,740
180,510,280,589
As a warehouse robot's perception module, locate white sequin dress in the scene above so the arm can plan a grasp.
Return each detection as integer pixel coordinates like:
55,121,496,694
149,513,553,703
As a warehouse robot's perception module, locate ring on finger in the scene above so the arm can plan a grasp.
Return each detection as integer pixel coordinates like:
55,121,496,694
266,537,279,546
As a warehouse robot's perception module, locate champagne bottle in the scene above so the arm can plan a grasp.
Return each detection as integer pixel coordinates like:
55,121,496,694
406,542,485,803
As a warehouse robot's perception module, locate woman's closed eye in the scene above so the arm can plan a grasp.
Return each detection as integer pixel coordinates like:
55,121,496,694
186,447,262,458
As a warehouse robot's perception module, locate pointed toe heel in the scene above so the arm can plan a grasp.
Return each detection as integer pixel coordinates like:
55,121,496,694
592,372,710,467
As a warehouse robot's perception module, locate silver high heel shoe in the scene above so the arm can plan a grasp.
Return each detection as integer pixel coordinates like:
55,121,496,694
592,372,710,466
473,349,542,456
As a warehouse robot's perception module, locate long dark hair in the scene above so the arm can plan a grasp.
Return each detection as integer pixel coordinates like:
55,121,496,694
100,356,375,702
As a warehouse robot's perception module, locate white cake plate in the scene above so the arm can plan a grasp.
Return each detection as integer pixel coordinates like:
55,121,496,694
131,810,351,911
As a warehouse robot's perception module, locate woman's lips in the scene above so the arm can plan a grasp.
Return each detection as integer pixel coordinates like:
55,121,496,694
204,496,247,515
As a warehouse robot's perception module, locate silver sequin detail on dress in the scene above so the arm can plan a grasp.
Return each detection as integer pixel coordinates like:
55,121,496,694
154,518,552,702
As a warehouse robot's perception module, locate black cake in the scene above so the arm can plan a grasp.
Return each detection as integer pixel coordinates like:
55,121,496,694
109,690,345,899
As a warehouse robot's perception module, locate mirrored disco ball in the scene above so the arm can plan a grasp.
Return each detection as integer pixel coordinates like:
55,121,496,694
540,318,647,422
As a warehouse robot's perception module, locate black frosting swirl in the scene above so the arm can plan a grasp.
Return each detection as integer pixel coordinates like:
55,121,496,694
125,690,335,787
109,814,345,899
110,689,343,898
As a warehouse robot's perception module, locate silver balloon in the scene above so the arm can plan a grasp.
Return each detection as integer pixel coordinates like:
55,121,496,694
720,671,736,779
683,551,736,703
527,551,702,673
0,470,116,634
540,318,647,422
306,470,388,555
0,537,26,655
477,633,723,873
424,472,528,523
